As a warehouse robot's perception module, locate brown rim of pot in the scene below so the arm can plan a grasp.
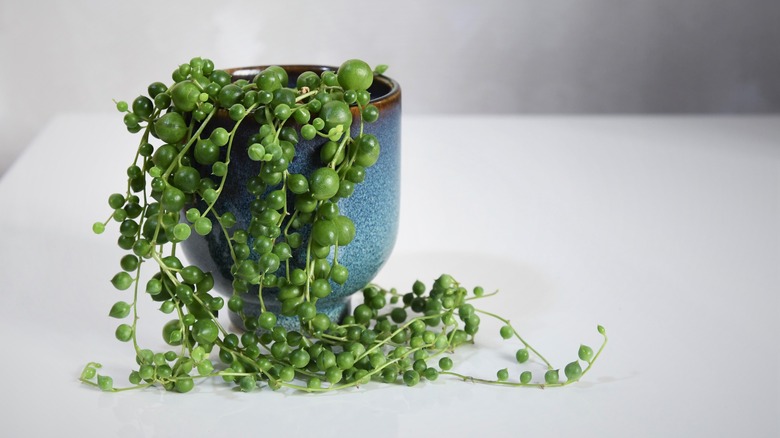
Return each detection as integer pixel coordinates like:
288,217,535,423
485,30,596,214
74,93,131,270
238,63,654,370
225,65,401,115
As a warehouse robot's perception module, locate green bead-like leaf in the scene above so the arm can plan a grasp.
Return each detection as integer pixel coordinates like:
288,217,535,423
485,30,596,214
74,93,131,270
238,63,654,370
111,272,133,290
80,365,98,381
578,344,595,363
197,360,214,376
97,375,114,391
168,329,183,344
191,346,206,363
108,301,131,319
515,348,529,364
192,319,219,345
564,361,583,382
173,223,191,241
373,64,389,75
115,324,133,342
544,369,559,385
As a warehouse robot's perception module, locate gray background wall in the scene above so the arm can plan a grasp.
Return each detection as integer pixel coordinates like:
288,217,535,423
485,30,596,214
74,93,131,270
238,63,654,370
1,0,778,175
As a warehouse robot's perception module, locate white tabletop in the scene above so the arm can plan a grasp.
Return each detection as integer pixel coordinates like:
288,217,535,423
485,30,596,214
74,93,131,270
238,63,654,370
0,114,777,437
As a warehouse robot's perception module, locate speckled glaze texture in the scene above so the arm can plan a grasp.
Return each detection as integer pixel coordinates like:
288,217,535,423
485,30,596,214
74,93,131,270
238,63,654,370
180,65,401,331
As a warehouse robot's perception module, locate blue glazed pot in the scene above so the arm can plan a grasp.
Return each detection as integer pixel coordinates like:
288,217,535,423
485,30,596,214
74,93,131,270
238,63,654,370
180,65,401,331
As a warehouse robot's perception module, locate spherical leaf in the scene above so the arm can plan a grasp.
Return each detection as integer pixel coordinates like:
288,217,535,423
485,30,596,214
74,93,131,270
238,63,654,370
564,361,583,382
312,220,338,246
192,319,219,345
265,66,289,87
162,319,184,346
194,139,219,165
111,272,133,290
97,375,114,391
132,96,154,119
319,100,352,134
173,223,192,241
544,369,560,385
355,134,380,167
115,324,133,342
161,186,186,212
337,59,373,91
578,344,595,363
108,301,131,319
515,348,529,364
191,346,206,363
173,166,201,193
175,377,195,393
154,112,187,144
170,81,200,112
309,167,340,200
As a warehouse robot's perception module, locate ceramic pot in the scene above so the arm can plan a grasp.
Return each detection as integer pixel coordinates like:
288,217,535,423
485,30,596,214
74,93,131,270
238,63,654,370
179,65,401,331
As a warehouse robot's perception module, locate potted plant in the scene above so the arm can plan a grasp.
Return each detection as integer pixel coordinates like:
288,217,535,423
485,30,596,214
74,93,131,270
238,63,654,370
82,57,606,393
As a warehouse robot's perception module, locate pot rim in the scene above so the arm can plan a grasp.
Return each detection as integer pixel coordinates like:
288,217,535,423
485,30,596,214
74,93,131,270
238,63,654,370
225,64,401,106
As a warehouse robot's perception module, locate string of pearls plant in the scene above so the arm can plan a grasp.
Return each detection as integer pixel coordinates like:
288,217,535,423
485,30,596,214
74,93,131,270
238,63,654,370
81,57,607,393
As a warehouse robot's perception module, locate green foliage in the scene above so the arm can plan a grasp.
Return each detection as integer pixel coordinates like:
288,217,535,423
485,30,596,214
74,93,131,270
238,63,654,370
81,57,608,394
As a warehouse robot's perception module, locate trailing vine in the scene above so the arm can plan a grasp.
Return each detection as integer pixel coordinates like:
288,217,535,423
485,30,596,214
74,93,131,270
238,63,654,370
82,57,607,393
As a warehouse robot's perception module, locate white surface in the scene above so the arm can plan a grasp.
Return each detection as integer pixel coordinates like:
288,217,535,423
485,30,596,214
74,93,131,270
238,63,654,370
0,114,778,437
